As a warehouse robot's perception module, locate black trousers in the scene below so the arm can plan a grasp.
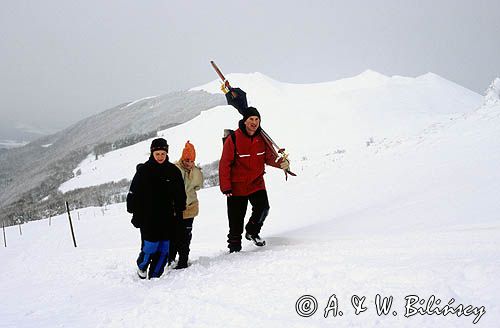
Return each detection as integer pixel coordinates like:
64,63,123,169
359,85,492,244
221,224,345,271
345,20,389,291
227,189,270,250
169,218,194,264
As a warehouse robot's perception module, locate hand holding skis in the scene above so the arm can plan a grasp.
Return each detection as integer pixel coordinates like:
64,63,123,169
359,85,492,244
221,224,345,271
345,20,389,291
210,60,296,179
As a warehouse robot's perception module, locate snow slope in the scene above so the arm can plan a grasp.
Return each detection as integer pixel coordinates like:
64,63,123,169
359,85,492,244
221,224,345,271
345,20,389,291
2,73,500,327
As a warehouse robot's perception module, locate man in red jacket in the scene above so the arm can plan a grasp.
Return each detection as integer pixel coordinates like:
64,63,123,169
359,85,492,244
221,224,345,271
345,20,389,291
219,107,290,253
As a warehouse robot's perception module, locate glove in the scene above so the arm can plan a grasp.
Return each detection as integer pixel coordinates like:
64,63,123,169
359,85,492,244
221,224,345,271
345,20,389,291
223,189,233,197
280,158,290,171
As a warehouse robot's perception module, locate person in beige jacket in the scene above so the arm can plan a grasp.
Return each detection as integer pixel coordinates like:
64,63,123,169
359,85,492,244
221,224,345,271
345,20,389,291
170,141,204,269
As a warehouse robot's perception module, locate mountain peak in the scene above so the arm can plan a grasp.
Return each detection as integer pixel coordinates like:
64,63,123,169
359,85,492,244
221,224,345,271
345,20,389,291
358,69,389,79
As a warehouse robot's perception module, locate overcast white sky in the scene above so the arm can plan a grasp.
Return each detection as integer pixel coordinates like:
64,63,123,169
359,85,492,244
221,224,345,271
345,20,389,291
1,0,499,139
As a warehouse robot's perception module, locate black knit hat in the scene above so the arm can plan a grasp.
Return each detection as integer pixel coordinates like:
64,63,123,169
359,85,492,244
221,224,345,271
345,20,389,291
242,107,261,122
150,138,168,153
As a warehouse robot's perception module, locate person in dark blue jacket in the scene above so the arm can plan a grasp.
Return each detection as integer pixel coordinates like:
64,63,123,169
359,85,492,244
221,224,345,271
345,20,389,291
127,138,186,279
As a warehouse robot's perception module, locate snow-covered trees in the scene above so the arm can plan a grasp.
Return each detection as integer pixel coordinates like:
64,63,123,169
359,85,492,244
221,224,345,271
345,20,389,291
484,78,500,106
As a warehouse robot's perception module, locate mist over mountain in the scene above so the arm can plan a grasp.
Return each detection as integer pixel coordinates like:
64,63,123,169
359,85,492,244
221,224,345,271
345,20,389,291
0,121,56,149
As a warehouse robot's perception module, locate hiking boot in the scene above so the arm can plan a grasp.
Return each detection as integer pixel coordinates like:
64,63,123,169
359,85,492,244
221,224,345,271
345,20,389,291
245,232,266,247
137,268,147,279
228,244,242,253
174,261,188,270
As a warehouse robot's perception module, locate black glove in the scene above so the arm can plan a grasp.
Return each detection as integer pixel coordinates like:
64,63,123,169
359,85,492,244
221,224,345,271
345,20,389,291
223,189,233,197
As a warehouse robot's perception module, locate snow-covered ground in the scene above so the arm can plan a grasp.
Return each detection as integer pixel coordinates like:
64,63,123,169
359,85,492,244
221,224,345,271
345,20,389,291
2,72,499,327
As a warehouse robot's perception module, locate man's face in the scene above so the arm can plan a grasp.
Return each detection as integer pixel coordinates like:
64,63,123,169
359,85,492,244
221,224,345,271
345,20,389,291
153,150,167,164
244,116,260,136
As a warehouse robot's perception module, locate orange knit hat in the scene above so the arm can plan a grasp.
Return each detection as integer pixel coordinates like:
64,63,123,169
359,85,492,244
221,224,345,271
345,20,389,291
181,141,196,161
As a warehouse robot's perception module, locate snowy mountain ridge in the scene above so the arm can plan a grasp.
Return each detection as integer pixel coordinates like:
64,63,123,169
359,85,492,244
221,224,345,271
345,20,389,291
60,70,481,193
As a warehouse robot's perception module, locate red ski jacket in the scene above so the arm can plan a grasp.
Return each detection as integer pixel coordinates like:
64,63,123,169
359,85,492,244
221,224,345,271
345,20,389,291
219,127,281,196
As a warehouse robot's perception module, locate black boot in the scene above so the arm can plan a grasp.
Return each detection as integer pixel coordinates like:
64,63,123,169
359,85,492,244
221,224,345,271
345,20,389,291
175,219,193,269
245,232,266,246
229,246,241,253
174,261,188,269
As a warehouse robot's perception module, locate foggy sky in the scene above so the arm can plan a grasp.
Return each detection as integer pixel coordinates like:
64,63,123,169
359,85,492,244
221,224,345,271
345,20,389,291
1,0,499,138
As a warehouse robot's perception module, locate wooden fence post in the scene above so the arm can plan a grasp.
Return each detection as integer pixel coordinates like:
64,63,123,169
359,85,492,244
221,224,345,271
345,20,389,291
65,201,77,247
2,221,6,247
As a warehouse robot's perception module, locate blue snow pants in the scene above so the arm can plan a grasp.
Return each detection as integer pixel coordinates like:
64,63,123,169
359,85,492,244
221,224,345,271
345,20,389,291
136,240,170,278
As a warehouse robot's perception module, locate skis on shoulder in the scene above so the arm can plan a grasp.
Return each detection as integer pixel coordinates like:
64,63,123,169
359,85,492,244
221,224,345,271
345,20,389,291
210,61,297,179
